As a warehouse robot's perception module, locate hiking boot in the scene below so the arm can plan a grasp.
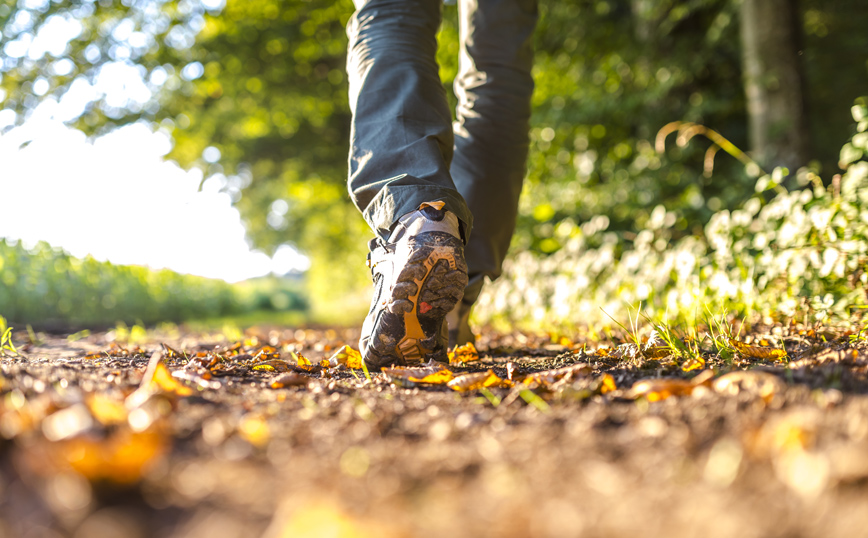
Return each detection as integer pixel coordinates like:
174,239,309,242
360,202,468,369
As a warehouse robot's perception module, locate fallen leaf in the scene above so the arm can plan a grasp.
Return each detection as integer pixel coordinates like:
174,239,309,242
151,359,194,396
448,342,480,365
33,429,169,484
327,345,364,369
713,370,786,403
598,373,617,394
595,347,613,357
251,359,294,373
292,351,316,369
152,362,193,396
171,369,222,390
69,430,167,483
630,378,695,401
447,370,512,392
523,363,593,386
86,394,128,426
383,362,454,385
681,355,706,372
160,343,185,359
644,345,671,359
253,346,280,361
729,339,788,361
270,372,312,388
126,352,193,409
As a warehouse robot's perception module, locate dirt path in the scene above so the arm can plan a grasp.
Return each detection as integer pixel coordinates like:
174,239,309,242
1,324,867,538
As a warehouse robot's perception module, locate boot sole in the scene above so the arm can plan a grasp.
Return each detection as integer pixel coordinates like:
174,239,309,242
363,232,467,368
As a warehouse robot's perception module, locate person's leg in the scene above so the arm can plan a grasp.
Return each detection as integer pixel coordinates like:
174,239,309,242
448,0,538,344
347,0,471,366
347,0,473,240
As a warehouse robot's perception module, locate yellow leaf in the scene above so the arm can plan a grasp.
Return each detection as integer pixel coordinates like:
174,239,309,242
382,363,454,385
292,351,314,368
559,336,574,348
729,339,788,361
599,373,617,394
327,345,365,369
409,370,455,384
61,430,167,484
254,346,280,361
681,356,706,372
86,394,128,426
151,360,194,396
448,342,479,365
447,370,511,392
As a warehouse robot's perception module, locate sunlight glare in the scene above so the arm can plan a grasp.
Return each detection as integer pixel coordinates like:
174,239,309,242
0,120,307,283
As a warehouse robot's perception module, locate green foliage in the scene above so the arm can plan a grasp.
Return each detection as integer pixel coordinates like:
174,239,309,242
475,100,868,328
0,239,307,327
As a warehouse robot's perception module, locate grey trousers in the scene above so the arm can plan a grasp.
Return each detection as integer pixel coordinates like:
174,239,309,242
347,0,537,307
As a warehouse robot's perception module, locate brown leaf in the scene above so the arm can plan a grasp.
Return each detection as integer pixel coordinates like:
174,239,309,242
643,345,671,359
270,372,313,388
171,369,222,390
160,343,185,359
522,363,593,387
251,359,294,373
447,370,512,392
729,339,788,361
630,378,695,401
713,370,786,403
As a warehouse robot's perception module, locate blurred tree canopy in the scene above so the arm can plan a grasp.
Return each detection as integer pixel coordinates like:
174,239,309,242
1,0,866,307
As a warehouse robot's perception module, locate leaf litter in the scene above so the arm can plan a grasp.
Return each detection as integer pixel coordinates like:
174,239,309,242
0,321,867,537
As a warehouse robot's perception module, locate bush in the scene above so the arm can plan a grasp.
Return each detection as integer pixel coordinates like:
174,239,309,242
475,100,868,328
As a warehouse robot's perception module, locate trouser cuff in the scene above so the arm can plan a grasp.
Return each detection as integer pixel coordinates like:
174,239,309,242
363,177,474,244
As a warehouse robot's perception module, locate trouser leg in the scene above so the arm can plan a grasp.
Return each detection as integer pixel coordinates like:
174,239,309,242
347,0,473,241
451,0,537,307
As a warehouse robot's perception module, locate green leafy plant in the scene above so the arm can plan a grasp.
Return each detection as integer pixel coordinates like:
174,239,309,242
476,99,868,330
1,316,18,357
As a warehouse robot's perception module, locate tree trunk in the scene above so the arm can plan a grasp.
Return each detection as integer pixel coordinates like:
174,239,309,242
740,0,811,172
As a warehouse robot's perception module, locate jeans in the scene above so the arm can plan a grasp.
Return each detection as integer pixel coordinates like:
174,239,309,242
346,0,537,307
